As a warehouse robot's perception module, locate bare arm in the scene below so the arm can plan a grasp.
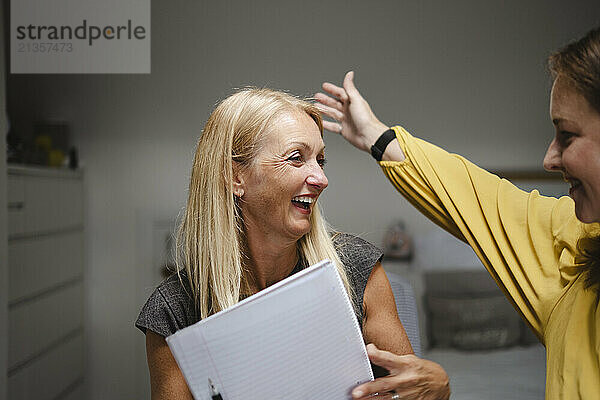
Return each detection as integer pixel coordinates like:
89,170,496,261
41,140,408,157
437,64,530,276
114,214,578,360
362,262,412,355
145,330,193,400
357,262,450,400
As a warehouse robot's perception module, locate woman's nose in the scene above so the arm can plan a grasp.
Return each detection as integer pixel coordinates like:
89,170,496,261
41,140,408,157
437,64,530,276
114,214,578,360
543,139,562,172
306,164,328,190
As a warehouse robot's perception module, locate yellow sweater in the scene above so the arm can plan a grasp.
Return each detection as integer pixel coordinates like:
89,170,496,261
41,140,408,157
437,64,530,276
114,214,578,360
380,126,599,399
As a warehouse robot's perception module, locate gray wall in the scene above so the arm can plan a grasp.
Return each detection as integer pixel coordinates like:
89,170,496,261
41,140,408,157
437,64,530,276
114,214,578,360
1,0,9,398
6,1,600,398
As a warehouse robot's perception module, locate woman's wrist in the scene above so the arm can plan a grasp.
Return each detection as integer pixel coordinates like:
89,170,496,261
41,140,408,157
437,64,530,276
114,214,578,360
366,123,406,162
364,120,390,150
370,129,396,161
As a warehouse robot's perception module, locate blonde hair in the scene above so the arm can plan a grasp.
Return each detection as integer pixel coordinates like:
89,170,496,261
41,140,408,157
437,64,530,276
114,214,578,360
176,88,354,318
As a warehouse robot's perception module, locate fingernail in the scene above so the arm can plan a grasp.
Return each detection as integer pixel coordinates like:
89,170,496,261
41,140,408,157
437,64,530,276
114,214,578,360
352,389,363,398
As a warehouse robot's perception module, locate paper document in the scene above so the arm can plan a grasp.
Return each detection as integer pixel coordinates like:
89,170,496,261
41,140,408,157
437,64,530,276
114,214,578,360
166,259,374,400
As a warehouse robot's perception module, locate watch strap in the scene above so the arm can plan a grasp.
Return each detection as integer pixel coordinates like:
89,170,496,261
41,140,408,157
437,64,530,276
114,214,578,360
370,128,396,161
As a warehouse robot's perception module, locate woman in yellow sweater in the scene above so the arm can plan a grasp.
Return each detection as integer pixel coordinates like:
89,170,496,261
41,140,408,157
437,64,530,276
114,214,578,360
316,27,600,399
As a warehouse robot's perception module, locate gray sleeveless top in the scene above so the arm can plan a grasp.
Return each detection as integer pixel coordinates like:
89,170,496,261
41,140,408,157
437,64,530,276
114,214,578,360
135,233,382,337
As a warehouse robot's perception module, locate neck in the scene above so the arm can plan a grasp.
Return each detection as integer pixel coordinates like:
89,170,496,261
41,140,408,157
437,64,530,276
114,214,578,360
577,233,600,299
243,228,299,293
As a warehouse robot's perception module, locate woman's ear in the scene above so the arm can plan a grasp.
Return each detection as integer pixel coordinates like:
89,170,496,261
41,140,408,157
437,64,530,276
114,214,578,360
232,162,245,198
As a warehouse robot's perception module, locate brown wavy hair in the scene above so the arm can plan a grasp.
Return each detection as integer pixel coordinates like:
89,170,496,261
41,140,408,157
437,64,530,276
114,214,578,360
549,27,600,294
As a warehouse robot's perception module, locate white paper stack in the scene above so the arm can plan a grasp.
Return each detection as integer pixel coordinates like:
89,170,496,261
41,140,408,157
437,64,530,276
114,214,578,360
166,259,373,400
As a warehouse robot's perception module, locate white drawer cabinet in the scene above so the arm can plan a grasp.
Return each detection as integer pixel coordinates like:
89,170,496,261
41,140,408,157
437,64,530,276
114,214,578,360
7,166,85,400
9,283,83,368
8,231,83,302
8,170,83,237
8,335,83,400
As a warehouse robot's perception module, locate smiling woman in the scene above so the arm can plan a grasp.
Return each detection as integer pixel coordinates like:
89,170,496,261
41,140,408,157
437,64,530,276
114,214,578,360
315,26,600,400
135,88,450,400
545,29,600,295
176,89,353,316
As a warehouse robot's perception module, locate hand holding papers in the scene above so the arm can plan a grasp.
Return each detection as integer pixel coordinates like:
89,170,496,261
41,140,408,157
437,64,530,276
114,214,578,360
166,260,374,400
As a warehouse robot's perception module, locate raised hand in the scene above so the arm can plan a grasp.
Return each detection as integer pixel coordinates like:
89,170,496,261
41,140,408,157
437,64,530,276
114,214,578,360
352,344,450,400
315,71,389,153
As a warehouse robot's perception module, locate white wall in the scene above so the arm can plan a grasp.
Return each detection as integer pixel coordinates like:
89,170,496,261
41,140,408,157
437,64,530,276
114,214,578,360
6,1,600,398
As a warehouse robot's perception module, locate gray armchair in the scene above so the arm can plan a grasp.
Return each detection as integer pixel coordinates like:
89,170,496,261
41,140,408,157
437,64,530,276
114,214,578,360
386,272,422,357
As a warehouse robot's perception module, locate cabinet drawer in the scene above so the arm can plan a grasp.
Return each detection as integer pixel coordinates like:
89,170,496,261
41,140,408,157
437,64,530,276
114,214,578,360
60,382,85,400
8,175,83,237
9,282,83,369
8,231,83,302
8,334,83,400
8,175,25,204
8,176,25,235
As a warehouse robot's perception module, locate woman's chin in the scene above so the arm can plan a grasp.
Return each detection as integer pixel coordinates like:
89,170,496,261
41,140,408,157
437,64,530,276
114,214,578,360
574,204,600,224
291,223,312,239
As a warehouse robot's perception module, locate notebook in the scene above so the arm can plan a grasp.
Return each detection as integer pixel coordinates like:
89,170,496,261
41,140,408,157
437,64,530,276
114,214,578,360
166,259,373,400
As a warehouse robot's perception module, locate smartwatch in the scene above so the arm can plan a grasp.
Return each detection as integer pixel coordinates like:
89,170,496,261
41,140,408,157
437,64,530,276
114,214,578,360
370,128,396,161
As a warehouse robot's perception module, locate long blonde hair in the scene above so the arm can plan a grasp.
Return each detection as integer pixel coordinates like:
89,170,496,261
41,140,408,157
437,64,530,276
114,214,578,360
177,88,353,318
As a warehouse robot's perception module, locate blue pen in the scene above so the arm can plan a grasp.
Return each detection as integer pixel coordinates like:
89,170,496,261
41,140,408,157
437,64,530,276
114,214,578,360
208,378,223,400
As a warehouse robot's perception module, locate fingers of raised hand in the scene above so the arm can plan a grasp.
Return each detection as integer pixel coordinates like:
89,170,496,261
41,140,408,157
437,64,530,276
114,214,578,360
314,92,344,112
321,120,343,134
315,103,344,122
343,70,360,97
321,82,349,103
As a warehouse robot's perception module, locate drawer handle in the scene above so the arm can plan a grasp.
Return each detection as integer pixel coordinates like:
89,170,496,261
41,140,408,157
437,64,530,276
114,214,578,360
8,202,24,210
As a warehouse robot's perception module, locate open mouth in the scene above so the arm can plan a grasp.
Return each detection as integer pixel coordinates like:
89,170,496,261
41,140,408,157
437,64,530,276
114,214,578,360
292,195,314,211
566,176,582,189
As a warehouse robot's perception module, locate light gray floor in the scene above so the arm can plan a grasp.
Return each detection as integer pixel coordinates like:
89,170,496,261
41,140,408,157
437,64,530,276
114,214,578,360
425,344,546,400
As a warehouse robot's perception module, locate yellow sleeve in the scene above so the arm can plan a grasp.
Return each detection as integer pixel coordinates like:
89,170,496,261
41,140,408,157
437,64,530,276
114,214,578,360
380,126,583,340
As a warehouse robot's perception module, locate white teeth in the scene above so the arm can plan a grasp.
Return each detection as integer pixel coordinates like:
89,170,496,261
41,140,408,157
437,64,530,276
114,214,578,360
292,196,314,204
564,175,581,187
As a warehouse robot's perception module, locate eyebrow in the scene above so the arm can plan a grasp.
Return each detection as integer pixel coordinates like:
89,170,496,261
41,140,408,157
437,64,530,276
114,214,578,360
287,141,326,153
552,117,580,129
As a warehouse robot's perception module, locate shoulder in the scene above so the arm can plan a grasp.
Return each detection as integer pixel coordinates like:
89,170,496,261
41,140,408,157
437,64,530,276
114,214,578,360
135,273,198,338
158,273,194,302
551,196,583,240
541,195,583,266
332,232,383,270
332,232,383,286
331,233,383,324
